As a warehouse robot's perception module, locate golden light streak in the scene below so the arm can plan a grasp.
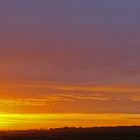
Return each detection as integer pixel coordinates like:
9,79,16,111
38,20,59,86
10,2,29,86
0,113,140,130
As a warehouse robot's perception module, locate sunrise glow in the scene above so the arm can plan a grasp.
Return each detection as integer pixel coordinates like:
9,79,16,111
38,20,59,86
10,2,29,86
0,0,140,130
0,113,139,130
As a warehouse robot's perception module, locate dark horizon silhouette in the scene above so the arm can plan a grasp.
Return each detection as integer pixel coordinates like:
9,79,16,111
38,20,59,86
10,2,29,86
0,126,140,140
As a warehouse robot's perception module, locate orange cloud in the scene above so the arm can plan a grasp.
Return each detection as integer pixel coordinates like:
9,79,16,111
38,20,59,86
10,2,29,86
0,93,111,107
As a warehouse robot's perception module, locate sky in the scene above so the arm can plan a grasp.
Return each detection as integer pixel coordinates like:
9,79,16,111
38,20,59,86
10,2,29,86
0,0,140,130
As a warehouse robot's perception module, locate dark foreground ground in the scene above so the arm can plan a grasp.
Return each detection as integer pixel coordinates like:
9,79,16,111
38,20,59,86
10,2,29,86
0,126,140,140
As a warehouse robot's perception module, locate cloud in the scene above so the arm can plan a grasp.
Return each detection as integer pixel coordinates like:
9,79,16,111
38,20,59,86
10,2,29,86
130,96,140,102
0,93,111,107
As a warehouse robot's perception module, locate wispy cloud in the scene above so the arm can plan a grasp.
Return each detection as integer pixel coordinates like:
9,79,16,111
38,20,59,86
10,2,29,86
0,93,111,106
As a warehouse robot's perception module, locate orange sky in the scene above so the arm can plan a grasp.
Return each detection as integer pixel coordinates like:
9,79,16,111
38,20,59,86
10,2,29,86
0,81,140,114
0,0,140,129
0,81,140,129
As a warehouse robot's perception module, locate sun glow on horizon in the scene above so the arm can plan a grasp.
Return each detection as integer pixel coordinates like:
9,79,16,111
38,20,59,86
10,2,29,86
0,113,140,130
